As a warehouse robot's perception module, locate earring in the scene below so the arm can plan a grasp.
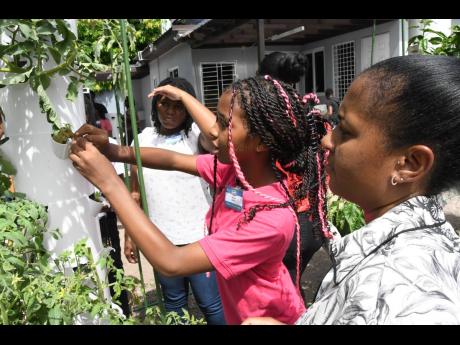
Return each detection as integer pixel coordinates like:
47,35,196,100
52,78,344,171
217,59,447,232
391,176,398,186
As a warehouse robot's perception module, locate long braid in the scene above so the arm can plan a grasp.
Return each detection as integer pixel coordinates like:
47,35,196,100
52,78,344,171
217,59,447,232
227,76,331,294
270,157,302,290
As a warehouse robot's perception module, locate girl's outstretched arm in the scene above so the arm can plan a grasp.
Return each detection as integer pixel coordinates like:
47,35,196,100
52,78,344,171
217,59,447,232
73,124,199,176
69,138,213,276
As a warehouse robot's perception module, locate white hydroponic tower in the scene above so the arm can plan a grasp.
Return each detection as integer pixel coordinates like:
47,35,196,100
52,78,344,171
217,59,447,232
0,20,108,295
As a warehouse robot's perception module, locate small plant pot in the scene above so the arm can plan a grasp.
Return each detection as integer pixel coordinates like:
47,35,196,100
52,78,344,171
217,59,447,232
86,195,104,217
51,137,71,160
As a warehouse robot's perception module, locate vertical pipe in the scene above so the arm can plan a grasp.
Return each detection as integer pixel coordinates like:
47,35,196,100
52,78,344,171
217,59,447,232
370,19,376,66
257,19,265,64
401,19,406,56
119,19,165,313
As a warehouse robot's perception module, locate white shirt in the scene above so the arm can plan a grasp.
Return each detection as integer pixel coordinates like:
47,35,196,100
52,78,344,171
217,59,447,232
108,137,126,176
296,195,460,325
132,123,211,245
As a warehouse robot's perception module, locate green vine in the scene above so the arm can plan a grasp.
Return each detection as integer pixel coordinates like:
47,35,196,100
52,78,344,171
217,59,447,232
0,19,108,142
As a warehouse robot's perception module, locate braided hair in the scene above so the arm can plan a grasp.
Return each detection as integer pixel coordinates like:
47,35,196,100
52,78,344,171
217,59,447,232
207,75,331,290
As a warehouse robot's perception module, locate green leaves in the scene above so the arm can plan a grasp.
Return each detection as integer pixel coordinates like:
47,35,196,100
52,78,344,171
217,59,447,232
0,67,34,86
0,19,107,136
48,47,62,65
66,76,79,102
36,84,60,130
408,20,460,58
327,192,365,237
36,20,55,36
18,22,38,41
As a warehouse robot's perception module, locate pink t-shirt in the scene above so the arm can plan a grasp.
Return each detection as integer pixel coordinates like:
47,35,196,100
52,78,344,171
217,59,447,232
99,118,112,133
197,154,306,325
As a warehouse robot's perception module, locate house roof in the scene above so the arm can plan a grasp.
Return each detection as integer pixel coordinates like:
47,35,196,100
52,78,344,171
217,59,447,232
131,18,394,79
181,19,394,49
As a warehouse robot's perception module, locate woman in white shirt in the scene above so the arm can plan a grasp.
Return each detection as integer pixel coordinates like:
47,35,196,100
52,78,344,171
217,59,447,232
125,77,225,324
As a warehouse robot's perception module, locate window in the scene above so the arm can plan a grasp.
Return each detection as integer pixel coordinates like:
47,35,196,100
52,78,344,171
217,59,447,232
304,48,325,94
200,62,236,113
168,67,179,78
333,41,355,100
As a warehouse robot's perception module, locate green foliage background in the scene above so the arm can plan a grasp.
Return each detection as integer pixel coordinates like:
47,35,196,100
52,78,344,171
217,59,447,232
77,19,162,93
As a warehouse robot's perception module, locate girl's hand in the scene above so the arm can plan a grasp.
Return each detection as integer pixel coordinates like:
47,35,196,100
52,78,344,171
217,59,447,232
147,85,185,101
241,317,286,325
124,234,138,264
69,137,118,192
73,124,110,155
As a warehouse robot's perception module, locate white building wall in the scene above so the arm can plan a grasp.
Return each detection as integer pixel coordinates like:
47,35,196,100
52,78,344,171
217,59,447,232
300,20,401,97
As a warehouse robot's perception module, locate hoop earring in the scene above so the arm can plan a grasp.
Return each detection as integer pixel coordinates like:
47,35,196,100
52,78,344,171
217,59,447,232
391,176,398,186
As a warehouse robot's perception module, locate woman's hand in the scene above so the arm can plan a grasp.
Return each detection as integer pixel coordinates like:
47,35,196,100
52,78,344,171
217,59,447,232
69,137,119,192
73,124,110,154
241,317,286,325
124,234,138,264
147,85,185,101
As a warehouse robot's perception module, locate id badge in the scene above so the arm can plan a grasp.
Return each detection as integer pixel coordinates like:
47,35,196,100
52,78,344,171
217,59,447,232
224,186,243,212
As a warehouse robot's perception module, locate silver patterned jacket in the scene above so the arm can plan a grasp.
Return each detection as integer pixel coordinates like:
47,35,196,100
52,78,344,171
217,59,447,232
296,195,460,325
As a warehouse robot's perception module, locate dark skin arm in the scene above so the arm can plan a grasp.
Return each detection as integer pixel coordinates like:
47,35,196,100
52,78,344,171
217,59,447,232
74,124,200,176
71,86,221,276
69,137,213,277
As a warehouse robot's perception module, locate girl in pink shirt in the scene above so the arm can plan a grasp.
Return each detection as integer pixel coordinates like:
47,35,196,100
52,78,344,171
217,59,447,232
70,76,330,324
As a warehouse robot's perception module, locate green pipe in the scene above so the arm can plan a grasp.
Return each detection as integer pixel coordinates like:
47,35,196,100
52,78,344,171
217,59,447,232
370,19,376,66
111,53,150,313
119,19,165,313
401,19,406,56
113,90,131,187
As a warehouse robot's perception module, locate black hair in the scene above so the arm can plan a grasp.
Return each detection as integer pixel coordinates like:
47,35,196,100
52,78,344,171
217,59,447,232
94,103,108,119
325,88,334,98
257,52,309,84
359,55,460,195
151,77,196,137
208,76,328,241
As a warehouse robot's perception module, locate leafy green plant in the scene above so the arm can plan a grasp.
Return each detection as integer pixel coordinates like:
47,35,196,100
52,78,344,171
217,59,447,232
77,19,161,93
0,155,15,197
327,191,365,236
0,194,137,324
408,19,460,57
0,19,107,141
51,122,73,144
0,193,206,325
141,307,206,325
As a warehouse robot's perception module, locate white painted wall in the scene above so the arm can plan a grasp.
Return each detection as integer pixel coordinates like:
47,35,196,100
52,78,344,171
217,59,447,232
300,20,401,100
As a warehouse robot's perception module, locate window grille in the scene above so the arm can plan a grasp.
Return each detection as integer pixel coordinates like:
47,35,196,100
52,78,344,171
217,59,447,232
200,62,236,113
333,41,355,100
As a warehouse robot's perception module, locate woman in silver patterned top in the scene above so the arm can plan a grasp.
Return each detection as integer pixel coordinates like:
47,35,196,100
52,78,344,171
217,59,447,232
243,55,460,325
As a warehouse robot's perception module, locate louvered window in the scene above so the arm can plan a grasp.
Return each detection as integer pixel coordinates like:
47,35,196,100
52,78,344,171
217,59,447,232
200,62,236,113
